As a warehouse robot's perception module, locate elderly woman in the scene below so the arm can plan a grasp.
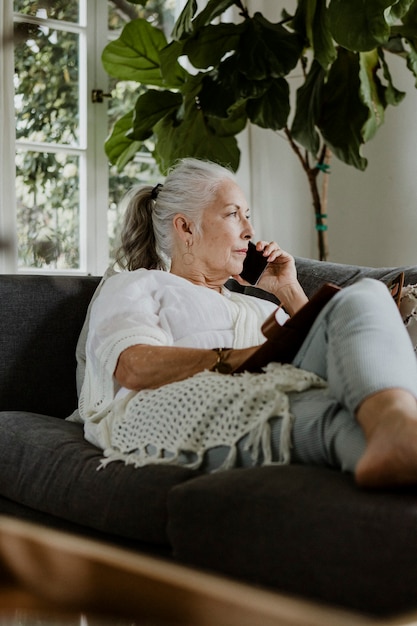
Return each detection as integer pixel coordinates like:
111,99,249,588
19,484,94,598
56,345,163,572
78,158,417,488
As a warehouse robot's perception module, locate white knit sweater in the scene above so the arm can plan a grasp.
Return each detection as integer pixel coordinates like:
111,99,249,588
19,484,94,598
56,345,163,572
77,269,325,470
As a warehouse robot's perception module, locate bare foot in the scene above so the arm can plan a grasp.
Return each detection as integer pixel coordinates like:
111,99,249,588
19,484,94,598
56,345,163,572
355,390,417,488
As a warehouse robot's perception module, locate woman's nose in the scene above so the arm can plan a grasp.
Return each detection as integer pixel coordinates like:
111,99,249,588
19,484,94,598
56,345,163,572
243,221,255,239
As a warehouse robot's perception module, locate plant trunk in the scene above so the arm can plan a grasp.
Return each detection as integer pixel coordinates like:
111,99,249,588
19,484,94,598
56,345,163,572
283,129,331,261
307,149,331,262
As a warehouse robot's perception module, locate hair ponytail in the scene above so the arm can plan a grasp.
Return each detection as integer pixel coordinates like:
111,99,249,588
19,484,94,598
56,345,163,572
115,186,166,271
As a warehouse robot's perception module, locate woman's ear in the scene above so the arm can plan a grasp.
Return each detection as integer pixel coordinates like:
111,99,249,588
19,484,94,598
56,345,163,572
173,214,193,242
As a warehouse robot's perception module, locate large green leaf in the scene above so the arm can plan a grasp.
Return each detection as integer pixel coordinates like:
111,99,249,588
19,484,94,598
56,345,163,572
319,48,369,169
246,79,290,130
171,0,197,40
289,0,316,43
154,106,240,174
402,0,417,24
159,40,188,87
199,71,243,118
129,90,183,140
328,0,395,51
399,0,417,82
291,0,337,69
386,0,415,22
378,49,406,104
105,111,141,171
312,0,338,68
102,19,167,86
406,40,417,84
183,22,245,69
220,55,271,101
391,0,417,40
391,24,417,41
209,107,247,138
291,60,326,155
238,13,304,80
198,55,269,118
172,0,237,40
192,0,239,30
359,50,386,141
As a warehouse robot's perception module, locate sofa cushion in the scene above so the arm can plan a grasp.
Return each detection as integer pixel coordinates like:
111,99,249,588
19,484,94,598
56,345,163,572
167,464,417,615
0,412,197,545
0,275,101,418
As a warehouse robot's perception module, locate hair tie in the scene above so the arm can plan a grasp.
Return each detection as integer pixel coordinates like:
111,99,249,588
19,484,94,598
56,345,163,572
151,183,163,200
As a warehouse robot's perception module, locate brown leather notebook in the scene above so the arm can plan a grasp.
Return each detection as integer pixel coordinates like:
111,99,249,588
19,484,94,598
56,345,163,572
233,283,341,373
232,274,405,374
387,271,405,306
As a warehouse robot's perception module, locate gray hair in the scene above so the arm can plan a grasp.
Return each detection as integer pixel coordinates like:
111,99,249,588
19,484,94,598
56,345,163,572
115,158,236,271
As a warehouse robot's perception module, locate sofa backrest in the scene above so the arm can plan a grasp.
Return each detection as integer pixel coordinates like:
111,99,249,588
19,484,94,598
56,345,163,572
2,258,417,419
0,275,100,418
295,256,417,297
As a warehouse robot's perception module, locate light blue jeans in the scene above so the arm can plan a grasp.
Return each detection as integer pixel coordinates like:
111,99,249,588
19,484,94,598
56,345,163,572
206,278,417,473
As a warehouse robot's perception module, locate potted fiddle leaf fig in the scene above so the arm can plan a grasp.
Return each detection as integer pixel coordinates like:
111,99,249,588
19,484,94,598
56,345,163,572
102,0,417,260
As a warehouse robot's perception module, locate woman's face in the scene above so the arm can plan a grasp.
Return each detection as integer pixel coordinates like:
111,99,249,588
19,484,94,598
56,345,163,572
193,179,255,281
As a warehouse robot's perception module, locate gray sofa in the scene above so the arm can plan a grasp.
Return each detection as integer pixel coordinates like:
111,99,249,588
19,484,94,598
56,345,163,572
2,257,417,617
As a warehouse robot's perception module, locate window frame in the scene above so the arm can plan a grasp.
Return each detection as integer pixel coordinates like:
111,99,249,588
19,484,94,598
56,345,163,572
0,0,17,273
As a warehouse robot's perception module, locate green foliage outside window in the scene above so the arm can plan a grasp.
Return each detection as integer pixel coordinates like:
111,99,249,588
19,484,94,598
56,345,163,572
14,0,80,268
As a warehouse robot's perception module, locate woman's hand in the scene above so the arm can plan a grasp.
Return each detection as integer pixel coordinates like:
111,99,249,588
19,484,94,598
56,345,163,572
255,241,309,316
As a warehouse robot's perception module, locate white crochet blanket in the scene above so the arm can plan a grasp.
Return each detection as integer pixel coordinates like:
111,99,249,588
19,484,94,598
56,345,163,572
99,363,326,471
400,284,417,353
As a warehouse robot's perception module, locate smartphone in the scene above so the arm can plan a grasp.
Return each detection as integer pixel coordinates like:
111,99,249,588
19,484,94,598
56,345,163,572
240,241,269,285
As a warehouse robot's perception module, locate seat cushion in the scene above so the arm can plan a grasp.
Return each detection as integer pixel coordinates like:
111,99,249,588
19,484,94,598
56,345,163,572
0,412,198,545
167,464,417,615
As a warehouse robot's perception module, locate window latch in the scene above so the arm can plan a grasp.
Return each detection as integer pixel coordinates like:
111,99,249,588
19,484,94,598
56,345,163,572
91,89,112,103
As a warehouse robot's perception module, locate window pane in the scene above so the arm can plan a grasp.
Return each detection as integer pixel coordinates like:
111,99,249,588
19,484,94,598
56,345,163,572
16,150,80,270
14,0,79,23
14,27,79,146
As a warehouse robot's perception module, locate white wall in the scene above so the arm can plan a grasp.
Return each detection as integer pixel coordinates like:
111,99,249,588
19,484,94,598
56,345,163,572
326,56,417,267
245,0,417,267
248,126,316,259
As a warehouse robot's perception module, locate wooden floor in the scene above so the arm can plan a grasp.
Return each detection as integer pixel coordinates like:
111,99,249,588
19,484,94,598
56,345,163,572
0,516,415,626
